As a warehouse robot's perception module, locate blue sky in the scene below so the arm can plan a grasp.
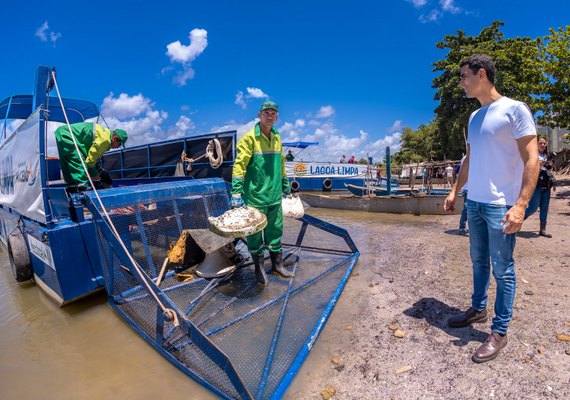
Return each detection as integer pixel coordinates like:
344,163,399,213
1,0,568,161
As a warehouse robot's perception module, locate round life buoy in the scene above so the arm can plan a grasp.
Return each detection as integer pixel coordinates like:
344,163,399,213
322,178,333,191
290,180,300,193
7,230,33,282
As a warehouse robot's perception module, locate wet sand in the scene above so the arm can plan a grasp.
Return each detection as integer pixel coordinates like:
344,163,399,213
1,179,568,399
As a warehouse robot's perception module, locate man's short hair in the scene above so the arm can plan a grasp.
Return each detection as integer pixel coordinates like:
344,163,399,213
460,54,496,85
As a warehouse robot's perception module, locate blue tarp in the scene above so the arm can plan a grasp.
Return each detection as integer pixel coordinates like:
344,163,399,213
0,95,99,123
282,141,319,149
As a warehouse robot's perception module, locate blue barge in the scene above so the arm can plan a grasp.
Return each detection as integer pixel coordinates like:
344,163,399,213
0,66,360,399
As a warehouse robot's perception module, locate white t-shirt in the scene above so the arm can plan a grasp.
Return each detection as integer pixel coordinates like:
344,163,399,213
467,96,536,206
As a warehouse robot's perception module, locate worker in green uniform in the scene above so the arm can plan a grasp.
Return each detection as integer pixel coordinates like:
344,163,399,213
231,101,293,285
54,122,127,189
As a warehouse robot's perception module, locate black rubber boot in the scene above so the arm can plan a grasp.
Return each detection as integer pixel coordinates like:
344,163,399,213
252,254,268,285
270,252,294,278
539,221,552,238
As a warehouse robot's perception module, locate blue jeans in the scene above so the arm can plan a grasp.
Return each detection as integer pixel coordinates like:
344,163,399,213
459,190,468,229
466,200,516,335
524,188,551,222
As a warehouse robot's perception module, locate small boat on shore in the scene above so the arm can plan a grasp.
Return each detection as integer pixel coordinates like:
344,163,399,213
344,183,408,197
300,191,463,215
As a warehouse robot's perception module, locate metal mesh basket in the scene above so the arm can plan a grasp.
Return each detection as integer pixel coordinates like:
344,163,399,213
84,178,359,399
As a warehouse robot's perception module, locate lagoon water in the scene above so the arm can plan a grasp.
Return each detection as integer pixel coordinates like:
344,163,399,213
0,208,426,399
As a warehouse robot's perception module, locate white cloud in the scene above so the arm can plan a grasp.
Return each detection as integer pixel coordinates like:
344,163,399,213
172,68,196,87
247,87,267,98
166,28,208,63
412,0,467,23
35,22,48,41
387,120,403,133
165,28,208,86
235,91,246,109
275,107,405,162
419,9,442,23
315,105,335,119
212,119,259,140
101,93,153,119
175,115,196,133
279,119,307,142
103,110,169,147
99,92,171,146
408,0,428,7
35,21,62,46
440,0,461,13
234,87,269,109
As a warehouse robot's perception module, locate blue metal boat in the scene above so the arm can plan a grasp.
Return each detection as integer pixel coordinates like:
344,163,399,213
284,141,373,191
0,66,360,399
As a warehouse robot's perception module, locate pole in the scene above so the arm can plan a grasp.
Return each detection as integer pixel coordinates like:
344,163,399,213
386,147,391,195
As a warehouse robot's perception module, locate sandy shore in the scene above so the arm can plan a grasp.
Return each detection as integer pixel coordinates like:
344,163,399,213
286,175,569,400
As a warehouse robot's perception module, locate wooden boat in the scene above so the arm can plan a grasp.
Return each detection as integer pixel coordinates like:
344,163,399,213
300,191,463,215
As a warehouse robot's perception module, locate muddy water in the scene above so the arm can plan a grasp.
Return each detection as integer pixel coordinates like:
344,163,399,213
0,208,432,399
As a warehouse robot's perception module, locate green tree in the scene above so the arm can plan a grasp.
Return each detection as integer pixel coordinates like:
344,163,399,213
392,123,438,164
432,21,545,159
538,26,570,128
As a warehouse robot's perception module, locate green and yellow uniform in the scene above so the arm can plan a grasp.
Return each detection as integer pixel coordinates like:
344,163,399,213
54,122,113,186
231,123,290,254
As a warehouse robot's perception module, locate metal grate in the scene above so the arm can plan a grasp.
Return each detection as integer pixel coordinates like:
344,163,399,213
84,178,359,399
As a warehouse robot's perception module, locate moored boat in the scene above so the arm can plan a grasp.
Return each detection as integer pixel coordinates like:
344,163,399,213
1,65,361,399
300,191,463,215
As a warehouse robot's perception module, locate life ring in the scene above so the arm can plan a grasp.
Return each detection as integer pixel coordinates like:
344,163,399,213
290,180,300,193
7,230,33,282
322,178,333,191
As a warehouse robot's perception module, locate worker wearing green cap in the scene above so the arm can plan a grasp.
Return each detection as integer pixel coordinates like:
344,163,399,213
231,100,293,285
54,122,127,189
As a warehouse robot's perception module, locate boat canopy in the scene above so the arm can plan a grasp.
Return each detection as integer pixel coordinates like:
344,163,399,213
282,141,319,149
0,95,100,123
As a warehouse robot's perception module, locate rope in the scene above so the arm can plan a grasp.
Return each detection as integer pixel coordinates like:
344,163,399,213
50,71,180,327
181,139,223,171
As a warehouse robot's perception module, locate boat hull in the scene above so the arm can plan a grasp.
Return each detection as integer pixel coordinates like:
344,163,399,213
300,192,463,215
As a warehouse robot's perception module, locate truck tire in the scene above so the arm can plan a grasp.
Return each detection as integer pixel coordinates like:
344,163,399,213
7,230,33,282
322,178,333,192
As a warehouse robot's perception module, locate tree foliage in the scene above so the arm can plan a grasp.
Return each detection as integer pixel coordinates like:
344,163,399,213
431,21,547,160
392,123,438,165
430,21,569,160
538,26,570,128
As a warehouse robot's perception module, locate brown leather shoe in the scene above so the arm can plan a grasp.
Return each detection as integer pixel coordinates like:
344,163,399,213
447,307,488,328
472,332,508,363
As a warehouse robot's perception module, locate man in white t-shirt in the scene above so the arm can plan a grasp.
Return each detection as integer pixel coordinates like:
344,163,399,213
444,55,539,363
445,164,454,188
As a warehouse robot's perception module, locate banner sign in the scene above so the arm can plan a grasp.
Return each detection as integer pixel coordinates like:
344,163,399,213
0,111,45,223
286,161,370,179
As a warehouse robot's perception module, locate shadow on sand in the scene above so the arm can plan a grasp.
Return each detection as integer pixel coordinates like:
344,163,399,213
403,297,487,347
516,231,540,239
443,229,469,237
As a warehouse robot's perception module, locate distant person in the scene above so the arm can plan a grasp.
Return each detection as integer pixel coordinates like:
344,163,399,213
285,149,295,161
445,164,454,187
347,155,355,164
444,54,538,363
524,136,557,237
230,100,294,286
339,155,346,163
376,167,382,185
458,156,469,236
54,122,127,189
